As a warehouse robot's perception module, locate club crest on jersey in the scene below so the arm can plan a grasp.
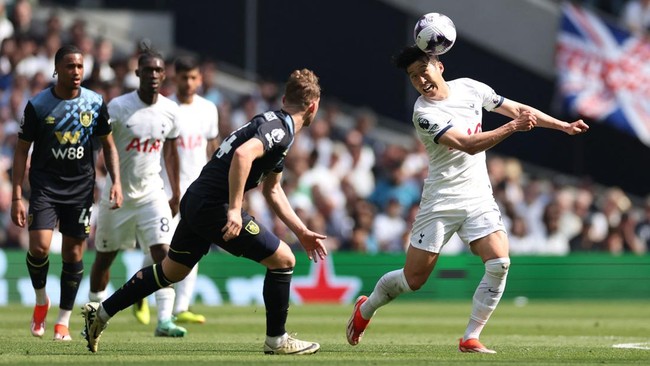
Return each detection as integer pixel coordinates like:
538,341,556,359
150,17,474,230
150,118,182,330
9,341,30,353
265,128,285,148
245,220,260,235
264,111,278,121
417,117,430,130
79,111,93,127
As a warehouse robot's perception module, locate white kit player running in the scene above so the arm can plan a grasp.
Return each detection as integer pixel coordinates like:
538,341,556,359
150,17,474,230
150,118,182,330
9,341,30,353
347,45,589,353
88,45,187,338
137,55,219,325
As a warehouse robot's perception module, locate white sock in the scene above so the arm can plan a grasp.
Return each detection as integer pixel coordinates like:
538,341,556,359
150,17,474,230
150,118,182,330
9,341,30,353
89,290,108,302
98,304,111,322
155,286,176,323
464,257,510,341
56,309,72,327
35,288,47,305
361,269,412,319
265,332,288,348
174,264,198,314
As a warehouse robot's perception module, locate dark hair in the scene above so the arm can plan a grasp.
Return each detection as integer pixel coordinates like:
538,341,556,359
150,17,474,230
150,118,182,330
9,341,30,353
284,69,320,109
137,38,164,67
174,55,200,73
392,45,437,71
54,45,82,65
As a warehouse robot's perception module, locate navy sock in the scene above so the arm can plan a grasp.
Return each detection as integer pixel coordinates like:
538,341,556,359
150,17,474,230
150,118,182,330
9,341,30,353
103,264,172,317
263,268,293,337
26,252,49,290
60,260,84,311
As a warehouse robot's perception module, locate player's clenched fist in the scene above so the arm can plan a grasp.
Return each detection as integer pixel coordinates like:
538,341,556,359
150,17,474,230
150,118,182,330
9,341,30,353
512,110,537,132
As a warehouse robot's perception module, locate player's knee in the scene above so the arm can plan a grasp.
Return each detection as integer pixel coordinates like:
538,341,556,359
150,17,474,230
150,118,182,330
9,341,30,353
28,246,49,258
161,257,190,283
405,275,426,291
485,257,510,278
150,244,169,263
264,241,295,269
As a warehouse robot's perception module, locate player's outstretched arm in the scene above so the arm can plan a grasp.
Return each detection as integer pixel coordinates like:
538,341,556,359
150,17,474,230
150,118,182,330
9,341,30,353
439,110,537,155
262,172,328,262
495,99,589,135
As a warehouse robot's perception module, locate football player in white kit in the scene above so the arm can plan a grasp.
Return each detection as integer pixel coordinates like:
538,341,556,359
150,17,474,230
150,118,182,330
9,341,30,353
88,44,187,338
347,45,589,353
139,55,218,325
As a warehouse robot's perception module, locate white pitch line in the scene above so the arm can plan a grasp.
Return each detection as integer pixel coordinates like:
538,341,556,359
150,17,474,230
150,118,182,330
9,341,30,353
612,343,650,350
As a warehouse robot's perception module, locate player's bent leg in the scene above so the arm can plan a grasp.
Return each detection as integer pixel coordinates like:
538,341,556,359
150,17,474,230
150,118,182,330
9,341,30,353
348,246,436,346
462,231,509,350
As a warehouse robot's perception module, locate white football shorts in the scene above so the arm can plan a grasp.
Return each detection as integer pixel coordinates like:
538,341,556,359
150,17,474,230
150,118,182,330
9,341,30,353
409,197,506,253
94,192,174,253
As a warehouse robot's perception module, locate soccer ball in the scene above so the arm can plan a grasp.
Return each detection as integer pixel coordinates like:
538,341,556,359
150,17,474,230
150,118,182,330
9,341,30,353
413,12,457,55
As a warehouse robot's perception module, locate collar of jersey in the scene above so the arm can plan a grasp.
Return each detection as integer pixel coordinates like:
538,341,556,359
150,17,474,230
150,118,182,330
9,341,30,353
281,112,295,136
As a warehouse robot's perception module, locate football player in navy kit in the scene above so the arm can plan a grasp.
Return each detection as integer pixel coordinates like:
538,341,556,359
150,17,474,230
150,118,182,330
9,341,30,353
11,45,122,341
83,69,327,355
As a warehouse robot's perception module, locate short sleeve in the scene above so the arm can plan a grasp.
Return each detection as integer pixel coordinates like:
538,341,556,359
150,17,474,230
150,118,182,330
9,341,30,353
413,111,453,144
206,103,219,139
473,80,504,111
18,102,37,142
93,102,112,136
255,112,290,152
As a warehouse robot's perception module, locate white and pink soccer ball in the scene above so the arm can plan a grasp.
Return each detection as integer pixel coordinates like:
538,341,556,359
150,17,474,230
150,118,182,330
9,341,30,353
413,12,457,55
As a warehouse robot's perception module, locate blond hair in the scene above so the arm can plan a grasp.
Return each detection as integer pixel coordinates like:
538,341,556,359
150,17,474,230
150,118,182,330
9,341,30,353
284,69,320,110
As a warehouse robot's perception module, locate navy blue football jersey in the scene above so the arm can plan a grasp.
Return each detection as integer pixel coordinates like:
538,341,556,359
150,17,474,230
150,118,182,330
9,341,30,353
187,110,295,203
18,87,111,202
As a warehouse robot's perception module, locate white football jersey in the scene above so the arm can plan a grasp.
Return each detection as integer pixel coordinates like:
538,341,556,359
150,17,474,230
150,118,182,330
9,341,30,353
103,91,180,203
413,78,504,208
162,94,219,197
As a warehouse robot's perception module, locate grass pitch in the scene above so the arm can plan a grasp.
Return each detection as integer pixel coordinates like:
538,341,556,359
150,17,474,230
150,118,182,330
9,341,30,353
0,300,648,365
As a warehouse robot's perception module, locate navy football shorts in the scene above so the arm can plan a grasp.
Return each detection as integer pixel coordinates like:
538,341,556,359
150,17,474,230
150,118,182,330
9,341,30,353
168,191,280,268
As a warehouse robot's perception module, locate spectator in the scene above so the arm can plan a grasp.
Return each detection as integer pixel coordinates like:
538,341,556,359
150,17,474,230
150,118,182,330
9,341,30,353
619,211,646,254
199,58,225,107
635,196,650,252
0,0,14,43
372,198,407,252
537,201,571,255
621,0,650,37
10,0,32,37
508,214,538,254
331,129,375,199
569,215,605,252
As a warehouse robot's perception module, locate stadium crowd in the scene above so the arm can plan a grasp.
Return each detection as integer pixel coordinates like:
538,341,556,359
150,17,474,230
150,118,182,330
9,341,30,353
0,0,647,256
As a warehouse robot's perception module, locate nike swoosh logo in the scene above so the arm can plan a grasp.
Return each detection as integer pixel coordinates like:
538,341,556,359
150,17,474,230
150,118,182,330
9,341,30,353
487,289,501,294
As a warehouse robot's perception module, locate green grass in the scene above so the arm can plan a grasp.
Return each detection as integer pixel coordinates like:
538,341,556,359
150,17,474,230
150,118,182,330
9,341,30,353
0,300,648,365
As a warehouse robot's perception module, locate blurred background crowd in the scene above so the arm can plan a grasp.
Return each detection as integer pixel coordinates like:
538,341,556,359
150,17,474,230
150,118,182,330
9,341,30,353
0,0,647,256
